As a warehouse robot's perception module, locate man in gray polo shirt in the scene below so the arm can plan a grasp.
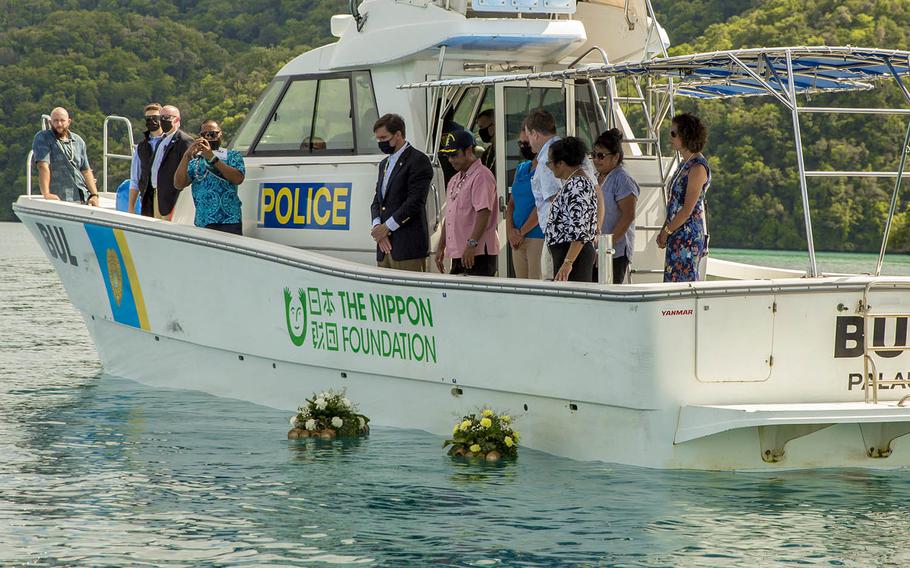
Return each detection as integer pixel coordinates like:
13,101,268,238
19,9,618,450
32,107,100,206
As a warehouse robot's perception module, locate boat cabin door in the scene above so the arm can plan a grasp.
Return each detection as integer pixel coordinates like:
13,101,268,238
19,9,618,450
492,80,580,277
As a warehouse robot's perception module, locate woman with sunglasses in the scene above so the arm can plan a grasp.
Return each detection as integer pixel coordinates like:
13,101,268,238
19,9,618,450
592,128,638,284
174,119,246,235
545,137,600,282
657,113,710,282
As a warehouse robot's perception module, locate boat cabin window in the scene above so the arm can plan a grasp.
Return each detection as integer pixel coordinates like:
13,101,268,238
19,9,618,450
232,78,286,154
353,71,380,154
503,86,566,185
452,87,482,129
574,81,602,151
239,71,380,156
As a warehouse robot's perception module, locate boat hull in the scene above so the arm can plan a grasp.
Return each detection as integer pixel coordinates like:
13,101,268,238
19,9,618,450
15,197,910,470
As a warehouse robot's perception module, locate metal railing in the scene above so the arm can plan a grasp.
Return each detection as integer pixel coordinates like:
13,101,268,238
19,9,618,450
862,281,910,403
102,115,135,193
597,234,615,284
26,114,52,196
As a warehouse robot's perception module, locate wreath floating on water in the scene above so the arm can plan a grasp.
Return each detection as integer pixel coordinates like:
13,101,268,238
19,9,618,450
288,389,370,440
444,408,519,461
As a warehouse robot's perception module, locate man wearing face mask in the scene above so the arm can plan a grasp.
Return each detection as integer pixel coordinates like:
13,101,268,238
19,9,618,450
127,103,165,215
369,113,433,272
475,108,496,175
504,129,543,279
524,108,598,279
140,104,194,220
32,107,100,205
174,119,246,235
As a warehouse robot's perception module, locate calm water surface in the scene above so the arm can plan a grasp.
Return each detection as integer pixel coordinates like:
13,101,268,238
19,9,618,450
3,221,910,567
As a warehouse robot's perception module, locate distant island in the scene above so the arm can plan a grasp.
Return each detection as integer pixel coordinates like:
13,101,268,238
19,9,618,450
2,0,908,252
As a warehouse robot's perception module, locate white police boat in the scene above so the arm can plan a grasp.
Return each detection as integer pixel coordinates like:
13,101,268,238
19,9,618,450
14,0,910,469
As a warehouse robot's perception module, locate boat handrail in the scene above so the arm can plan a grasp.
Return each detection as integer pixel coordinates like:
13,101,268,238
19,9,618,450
102,115,135,193
862,280,910,403
26,114,53,196
597,234,615,284
26,150,34,196
430,181,441,231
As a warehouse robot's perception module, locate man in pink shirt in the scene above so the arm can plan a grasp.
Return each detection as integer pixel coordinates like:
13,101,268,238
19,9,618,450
434,130,500,276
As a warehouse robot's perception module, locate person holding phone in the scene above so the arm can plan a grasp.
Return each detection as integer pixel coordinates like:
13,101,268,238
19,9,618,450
174,119,246,235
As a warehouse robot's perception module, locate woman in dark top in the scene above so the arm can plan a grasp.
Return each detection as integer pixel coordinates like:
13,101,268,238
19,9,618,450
544,137,599,282
657,113,710,282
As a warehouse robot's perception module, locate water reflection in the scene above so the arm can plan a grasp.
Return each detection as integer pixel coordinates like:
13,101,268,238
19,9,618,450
5,221,910,566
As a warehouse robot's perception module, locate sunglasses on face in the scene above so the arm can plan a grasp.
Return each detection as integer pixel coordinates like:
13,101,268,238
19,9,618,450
591,151,613,160
200,130,221,139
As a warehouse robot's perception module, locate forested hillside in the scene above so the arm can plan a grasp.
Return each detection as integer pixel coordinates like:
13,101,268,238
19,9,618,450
0,0,345,220
3,1,910,252
652,0,910,252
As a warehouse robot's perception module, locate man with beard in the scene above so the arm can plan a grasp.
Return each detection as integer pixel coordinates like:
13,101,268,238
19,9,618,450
32,107,100,205
142,104,194,220
475,108,496,175
127,103,165,215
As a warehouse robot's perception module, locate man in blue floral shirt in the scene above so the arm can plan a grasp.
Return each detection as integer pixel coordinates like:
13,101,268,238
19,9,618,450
174,119,246,234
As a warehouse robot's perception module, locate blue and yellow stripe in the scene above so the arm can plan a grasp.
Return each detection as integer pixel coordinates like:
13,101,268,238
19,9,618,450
84,224,150,331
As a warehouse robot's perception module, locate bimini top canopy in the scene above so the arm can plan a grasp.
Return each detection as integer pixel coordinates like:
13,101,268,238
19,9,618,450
399,46,910,100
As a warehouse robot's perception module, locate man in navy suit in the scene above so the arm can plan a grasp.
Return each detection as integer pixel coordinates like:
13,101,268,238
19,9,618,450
370,114,434,271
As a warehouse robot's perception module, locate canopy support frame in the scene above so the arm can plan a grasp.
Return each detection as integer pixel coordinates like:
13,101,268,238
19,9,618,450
874,57,910,276
785,50,819,277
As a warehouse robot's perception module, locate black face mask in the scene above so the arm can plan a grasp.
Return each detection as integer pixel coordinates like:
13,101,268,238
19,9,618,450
145,116,161,131
160,118,174,132
378,139,395,154
478,126,493,144
207,139,221,151
518,142,535,161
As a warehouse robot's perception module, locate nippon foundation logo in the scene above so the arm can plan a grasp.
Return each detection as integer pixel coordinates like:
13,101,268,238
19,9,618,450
284,288,308,347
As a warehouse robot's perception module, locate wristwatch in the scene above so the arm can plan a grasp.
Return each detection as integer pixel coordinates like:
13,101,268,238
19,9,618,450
208,156,220,166
467,239,479,248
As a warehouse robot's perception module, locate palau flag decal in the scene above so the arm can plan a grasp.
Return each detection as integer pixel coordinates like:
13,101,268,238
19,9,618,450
84,224,150,331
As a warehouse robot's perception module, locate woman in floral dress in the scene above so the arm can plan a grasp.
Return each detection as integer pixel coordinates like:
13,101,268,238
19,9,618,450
545,137,600,282
657,113,710,282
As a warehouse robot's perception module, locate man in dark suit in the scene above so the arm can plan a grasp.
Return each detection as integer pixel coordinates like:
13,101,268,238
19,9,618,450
370,114,434,272
141,104,194,220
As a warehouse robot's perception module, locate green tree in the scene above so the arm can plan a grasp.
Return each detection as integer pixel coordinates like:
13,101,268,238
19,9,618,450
651,0,910,252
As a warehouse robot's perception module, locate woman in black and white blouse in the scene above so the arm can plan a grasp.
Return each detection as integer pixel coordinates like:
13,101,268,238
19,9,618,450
545,137,599,282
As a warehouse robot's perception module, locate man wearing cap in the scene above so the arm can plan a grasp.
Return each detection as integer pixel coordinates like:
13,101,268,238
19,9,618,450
370,113,434,271
434,130,500,277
